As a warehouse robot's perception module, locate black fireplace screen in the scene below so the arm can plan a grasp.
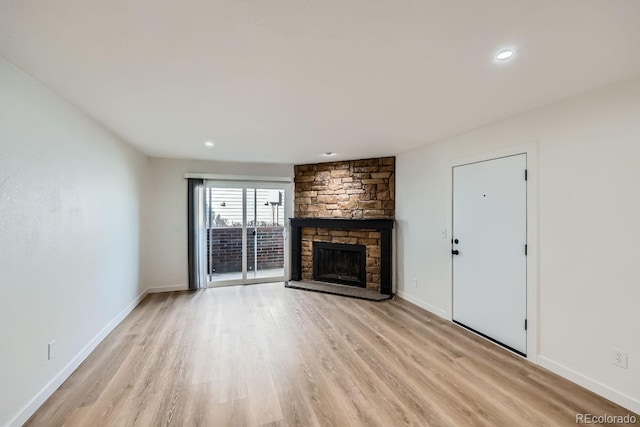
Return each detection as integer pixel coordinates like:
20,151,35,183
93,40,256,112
312,242,367,287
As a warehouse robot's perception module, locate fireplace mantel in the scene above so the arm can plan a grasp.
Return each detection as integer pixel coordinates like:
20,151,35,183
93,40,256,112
290,217,394,230
289,217,394,295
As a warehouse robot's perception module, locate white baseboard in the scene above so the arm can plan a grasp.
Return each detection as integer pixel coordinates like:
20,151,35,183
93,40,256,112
537,356,640,415
396,291,449,320
6,290,148,427
147,284,189,293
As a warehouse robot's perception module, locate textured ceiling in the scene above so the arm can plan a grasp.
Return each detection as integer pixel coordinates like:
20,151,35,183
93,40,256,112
1,0,640,164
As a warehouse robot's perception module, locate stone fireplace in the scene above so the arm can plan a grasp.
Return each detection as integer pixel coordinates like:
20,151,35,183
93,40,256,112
290,157,395,295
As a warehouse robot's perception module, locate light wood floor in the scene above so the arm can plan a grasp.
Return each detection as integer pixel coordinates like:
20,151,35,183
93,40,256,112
27,283,636,427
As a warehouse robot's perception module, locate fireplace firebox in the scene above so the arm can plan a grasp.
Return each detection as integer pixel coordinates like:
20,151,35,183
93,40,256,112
312,242,367,288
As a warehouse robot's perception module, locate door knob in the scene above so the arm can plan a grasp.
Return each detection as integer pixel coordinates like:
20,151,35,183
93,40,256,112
452,250,459,255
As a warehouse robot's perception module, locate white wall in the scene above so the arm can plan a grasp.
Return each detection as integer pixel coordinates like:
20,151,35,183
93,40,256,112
142,158,293,291
0,58,148,426
396,76,640,413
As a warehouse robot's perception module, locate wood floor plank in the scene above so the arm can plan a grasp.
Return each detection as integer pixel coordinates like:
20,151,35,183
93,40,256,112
242,295,284,426
25,283,638,427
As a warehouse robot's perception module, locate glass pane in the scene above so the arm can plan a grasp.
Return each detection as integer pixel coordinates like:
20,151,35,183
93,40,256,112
206,187,244,282
248,188,285,280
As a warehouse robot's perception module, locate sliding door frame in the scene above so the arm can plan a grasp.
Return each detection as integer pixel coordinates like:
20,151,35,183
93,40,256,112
204,179,293,288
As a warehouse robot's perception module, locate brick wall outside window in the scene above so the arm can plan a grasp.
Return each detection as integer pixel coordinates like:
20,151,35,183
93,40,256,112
206,226,284,273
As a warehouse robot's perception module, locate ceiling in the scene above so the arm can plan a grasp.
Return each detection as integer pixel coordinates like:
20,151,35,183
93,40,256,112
1,1,640,165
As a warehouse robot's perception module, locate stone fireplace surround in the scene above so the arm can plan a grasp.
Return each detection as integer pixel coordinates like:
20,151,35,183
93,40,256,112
290,218,394,294
304,227,378,289
290,157,395,295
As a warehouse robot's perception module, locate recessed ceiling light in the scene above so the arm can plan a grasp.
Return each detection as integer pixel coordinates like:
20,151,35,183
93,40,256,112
204,140,215,148
495,50,514,61
322,152,337,157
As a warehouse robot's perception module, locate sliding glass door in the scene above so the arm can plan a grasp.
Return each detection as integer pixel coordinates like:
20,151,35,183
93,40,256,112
246,188,286,280
204,181,289,286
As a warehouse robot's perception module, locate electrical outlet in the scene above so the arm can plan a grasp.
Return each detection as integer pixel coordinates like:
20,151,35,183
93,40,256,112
612,348,628,369
48,340,56,361
412,279,418,288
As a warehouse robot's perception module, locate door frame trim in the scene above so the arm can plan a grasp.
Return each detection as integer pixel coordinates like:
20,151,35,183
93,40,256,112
447,142,538,362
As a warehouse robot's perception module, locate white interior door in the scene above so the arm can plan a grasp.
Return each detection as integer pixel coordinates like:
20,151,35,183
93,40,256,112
452,154,527,355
